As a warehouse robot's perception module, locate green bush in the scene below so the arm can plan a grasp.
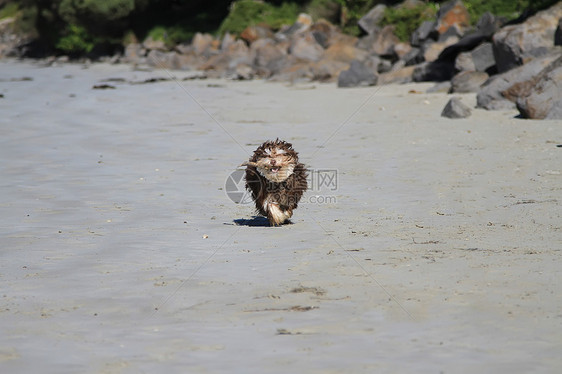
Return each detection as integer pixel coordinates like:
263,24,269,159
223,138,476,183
381,3,437,42
218,0,302,35
146,24,194,47
464,0,560,23
334,0,378,36
306,0,340,23
58,0,136,24
261,2,301,29
55,23,96,54
0,2,20,19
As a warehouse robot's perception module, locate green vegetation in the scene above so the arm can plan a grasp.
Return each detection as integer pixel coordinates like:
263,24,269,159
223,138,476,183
334,0,378,36
0,2,20,19
305,0,341,24
381,3,438,41
218,0,301,34
56,24,96,55
146,25,194,48
464,0,560,23
1,0,560,57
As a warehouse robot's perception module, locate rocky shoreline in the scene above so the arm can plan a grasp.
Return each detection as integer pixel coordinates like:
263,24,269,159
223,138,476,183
2,0,562,119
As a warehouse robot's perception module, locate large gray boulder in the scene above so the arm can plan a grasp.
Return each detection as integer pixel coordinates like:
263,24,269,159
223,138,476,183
357,25,401,57
337,60,378,88
289,32,324,62
251,38,289,77
493,2,562,73
515,55,562,119
455,42,496,73
434,0,470,35
358,4,387,35
411,20,437,47
450,71,489,93
476,51,561,110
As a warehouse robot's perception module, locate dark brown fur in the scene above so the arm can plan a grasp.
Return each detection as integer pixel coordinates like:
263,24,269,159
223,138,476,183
243,139,308,226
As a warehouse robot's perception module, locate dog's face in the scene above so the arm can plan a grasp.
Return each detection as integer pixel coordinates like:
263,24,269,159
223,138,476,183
254,146,296,182
246,140,299,183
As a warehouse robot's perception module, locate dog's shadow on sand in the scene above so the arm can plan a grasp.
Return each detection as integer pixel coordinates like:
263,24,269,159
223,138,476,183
230,216,293,227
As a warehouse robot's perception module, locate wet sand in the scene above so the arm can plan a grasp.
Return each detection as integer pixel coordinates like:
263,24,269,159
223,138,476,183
1,60,561,373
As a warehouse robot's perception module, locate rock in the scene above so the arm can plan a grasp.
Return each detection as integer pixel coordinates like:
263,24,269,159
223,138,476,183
476,12,504,37
476,51,561,110
438,24,463,42
192,33,215,57
297,13,314,28
358,25,400,57
493,2,562,73
276,13,313,41
230,64,254,80
402,47,423,66
123,43,146,64
310,19,338,48
454,42,495,73
361,54,393,74
289,32,324,62
377,58,393,73
555,18,562,46
240,25,273,44
426,81,452,93
411,20,437,47
337,60,378,88
435,0,470,35
0,17,19,57
394,42,413,60
311,30,330,49
413,60,455,82
450,71,489,93
439,31,494,63
378,65,416,85
221,32,236,50
470,42,496,73
358,4,387,35
270,60,314,83
142,36,167,51
146,50,195,70
362,54,384,73
455,51,475,72
375,25,401,57
311,59,349,82
514,56,562,119
436,13,501,64
199,39,252,74
423,37,459,62
441,97,471,118
324,40,367,63
251,38,288,76
174,43,192,55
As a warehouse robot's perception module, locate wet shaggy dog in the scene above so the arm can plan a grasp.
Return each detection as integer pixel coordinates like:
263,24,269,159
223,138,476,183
240,139,308,226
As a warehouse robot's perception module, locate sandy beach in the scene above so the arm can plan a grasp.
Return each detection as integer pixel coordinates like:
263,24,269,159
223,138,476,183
1,59,561,373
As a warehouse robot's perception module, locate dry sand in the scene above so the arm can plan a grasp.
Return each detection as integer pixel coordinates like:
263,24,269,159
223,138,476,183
1,60,561,373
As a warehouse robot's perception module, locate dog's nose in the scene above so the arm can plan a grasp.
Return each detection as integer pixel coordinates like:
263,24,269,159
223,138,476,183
271,159,276,166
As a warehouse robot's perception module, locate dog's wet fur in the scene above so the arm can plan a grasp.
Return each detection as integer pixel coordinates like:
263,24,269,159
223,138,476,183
241,139,308,226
